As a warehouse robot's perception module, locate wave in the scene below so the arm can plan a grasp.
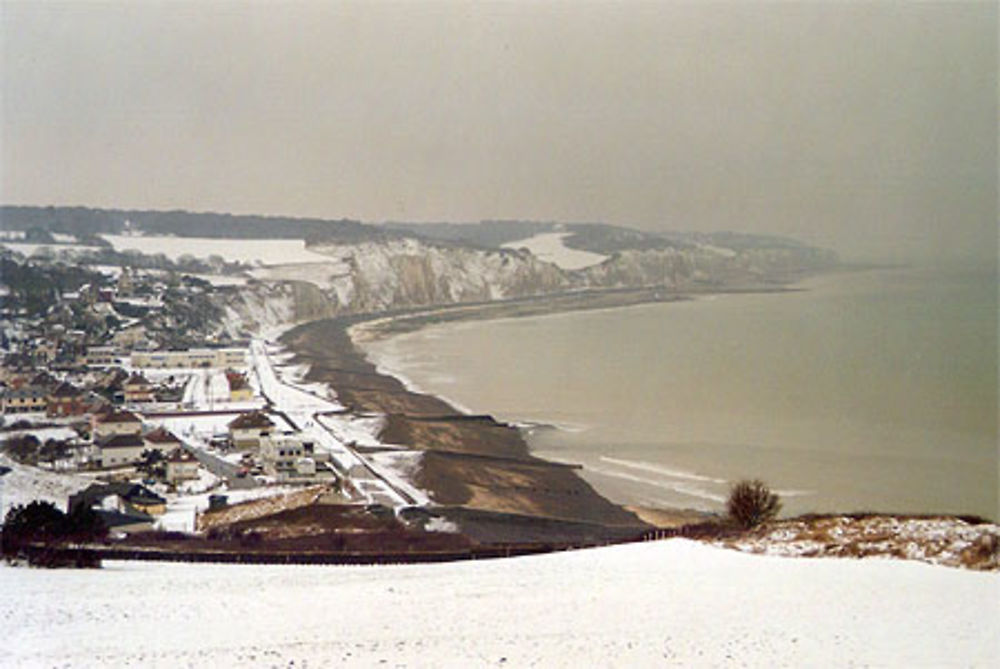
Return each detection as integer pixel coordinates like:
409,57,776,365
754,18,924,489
585,464,728,504
591,457,815,504
599,456,728,484
773,488,815,498
512,419,591,434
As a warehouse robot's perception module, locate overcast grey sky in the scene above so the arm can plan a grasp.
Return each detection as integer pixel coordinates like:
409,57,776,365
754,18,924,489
1,1,996,264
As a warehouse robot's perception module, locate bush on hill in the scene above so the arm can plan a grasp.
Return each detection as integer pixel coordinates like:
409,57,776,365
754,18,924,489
727,479,781,529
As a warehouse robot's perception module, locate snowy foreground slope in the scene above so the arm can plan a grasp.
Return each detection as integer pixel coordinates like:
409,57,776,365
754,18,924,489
2,541,996,667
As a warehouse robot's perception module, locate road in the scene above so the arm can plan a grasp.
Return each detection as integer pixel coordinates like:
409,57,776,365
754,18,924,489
184,445,258,490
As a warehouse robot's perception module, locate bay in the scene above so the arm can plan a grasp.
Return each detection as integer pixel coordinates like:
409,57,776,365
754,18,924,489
362,268,998,520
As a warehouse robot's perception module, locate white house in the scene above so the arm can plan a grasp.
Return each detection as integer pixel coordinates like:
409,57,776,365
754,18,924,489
260,433,330,482
165,448,200,484
143,426,182,455
92,409,143,439
227,411,275,450
97,433,146,468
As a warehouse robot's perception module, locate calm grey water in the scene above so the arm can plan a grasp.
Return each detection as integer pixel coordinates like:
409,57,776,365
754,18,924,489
363,268,998,520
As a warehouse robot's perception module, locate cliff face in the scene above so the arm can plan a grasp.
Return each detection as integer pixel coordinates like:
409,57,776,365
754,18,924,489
580,244,838,289
323,238,569,313
222,237,571,334
219,232,836,335
221,280,338,337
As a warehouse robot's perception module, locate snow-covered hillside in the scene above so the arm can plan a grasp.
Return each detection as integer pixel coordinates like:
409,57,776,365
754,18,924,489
0,454,97,518
1,540,996,667
100,235,332,265
502,232,608,270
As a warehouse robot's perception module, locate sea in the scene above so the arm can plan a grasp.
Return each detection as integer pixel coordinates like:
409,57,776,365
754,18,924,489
361,267,998,521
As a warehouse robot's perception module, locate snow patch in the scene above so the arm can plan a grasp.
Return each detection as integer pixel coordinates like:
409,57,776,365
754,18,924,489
502,232,608,270
0,454,98,518
100,235,333,266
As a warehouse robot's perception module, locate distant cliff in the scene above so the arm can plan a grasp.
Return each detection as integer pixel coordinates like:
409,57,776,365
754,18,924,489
0,205,837,335
220,230,837,336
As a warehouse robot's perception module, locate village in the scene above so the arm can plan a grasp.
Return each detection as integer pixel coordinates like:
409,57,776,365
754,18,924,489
0,250,422,539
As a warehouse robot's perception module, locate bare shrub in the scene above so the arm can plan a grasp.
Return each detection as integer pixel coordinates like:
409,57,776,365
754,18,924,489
726,479,782,529
960,533,1000,570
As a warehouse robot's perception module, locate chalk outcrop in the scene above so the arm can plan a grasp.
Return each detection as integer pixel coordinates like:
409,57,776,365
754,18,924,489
220,229,837,336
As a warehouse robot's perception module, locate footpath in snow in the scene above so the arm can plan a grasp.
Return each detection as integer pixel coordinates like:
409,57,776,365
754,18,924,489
1,539,996,667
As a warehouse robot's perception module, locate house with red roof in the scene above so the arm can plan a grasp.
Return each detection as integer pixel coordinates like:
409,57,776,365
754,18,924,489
226,371,253,402
46,382,88,417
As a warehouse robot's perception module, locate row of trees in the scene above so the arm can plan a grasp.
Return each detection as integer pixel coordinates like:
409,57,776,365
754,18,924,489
1,501,107,567
2,434,73,467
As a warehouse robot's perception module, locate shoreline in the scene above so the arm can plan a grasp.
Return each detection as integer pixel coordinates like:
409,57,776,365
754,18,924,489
349,282,800,343
338,267,999,525
279,284,810,538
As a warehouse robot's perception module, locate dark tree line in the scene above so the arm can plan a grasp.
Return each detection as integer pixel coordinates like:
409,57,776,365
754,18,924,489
2,501,107,567
0,256,106,316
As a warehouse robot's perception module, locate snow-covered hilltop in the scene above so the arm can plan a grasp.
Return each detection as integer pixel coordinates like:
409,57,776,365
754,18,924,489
2,539,996,667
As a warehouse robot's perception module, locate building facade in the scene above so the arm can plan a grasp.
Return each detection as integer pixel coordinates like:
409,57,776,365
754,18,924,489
97,434,146,468
83,346,117,367
227,411,275,450
92,409,143,439
130,348,246,369
165,448,200,484
123,373,155,403
1,386,48,414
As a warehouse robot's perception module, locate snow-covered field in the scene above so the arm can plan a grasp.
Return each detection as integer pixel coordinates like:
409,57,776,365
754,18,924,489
1,539,996,667
185,273,250,286
100,235,334,266
502,232,608,270
0,241,93,258
0,454,97,518
246,261,351,289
